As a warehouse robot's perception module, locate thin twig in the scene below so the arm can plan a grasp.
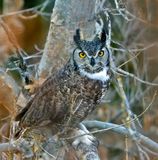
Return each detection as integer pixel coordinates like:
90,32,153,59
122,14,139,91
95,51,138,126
0,142,17,152
118,52,140,68
111,41,157,53
39,144,56,159
83,121,158,153
125,135,129,160
0,0,51,19
114,0,132,21
115,68,158,86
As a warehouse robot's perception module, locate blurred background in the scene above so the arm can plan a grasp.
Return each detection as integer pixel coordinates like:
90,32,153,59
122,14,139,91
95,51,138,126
0,0,158,160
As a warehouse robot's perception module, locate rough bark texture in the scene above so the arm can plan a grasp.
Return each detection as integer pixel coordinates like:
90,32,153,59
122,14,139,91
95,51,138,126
38,0,97,78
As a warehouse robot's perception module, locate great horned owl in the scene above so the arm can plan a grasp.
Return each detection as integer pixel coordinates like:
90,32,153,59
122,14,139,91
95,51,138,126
15,29,111,134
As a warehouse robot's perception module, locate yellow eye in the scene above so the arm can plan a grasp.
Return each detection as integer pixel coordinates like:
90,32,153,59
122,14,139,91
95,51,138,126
98,50,104,57
79,52,86,59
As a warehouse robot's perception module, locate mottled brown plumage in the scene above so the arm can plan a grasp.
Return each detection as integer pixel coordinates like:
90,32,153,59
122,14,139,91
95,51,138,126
15,29,111,133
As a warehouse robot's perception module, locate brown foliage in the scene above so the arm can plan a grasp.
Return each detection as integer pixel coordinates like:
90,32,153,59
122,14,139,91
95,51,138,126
0,70,19,119
0,69,19,141
0,13,49,64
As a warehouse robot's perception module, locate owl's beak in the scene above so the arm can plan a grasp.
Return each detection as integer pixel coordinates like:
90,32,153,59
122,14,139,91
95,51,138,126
90,57,95,66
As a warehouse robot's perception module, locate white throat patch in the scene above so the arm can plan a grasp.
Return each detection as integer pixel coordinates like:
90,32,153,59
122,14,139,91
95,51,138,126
80,68,110,82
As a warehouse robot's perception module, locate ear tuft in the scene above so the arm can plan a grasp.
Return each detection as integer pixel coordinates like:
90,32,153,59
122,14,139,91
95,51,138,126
73,29,81,46
100,29,106,43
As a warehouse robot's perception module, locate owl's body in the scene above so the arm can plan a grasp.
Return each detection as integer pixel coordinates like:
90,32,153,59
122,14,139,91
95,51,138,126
15,29,111,132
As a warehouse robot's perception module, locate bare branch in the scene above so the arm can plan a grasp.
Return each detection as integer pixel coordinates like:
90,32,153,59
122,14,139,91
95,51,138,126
118,52,141,68
111,41,157,53
83,121,158,153
114,0,132,21
115,68,158,86
2,118,158,158
72,129,100,160
0,139,33,158
0,0,51,18
0,142,16,152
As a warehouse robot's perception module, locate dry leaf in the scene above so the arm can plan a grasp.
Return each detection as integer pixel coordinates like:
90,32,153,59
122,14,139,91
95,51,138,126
16,92,27,108
0,13,49,64
0,68,20,119
24,77,46,93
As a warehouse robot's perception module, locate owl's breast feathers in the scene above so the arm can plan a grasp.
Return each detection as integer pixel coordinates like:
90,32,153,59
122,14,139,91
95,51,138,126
15,62,110,129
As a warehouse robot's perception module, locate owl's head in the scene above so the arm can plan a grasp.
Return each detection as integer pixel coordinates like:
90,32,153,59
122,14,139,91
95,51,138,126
72,29,110,82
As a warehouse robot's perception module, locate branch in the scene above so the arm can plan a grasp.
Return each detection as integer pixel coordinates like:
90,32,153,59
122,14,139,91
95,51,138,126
2,121,158,158
114,0,132,21
83,121,158,154
0,128,100,160
111,40,157,53
114,67,158,86
116,75,149,159
0,139,33,158
72,128,100,160
0,0,50,18
0,142,16,152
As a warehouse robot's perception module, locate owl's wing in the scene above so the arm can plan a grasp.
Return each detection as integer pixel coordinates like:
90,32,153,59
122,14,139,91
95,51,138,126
15,76,58,128
15,98,34,121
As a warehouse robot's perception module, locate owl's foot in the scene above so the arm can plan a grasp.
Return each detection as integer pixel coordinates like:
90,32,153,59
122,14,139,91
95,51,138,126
72,129,98,148
72,123,99,149
71,126,99,159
